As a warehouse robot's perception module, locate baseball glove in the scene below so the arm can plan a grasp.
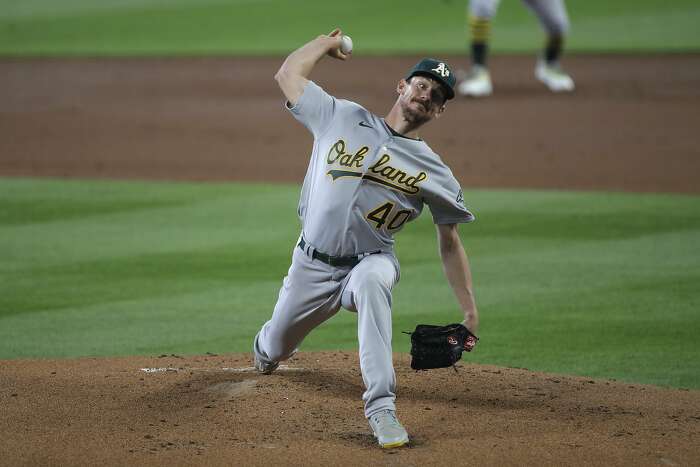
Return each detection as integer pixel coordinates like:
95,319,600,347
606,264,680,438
405,323,478,371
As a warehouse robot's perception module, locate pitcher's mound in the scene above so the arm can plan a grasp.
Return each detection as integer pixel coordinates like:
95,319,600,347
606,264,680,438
2,352,698,466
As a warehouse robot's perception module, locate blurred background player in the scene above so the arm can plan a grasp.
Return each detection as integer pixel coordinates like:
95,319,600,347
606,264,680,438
457,0,575,97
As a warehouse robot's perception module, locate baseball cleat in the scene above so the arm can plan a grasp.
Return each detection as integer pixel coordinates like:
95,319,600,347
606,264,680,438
368,409,409,448
457,65,493,97
253,353,279,375
535,60,575,92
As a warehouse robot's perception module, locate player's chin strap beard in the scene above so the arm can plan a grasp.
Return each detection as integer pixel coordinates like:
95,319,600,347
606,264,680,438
413,99,429,112
402,104,430,127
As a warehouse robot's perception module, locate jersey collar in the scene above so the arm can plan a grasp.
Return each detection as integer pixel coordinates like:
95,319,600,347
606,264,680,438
381,119,423,142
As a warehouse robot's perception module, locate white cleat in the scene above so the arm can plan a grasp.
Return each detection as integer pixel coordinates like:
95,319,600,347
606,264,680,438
457,65,493,97
253,353,279,375
368,410,409,449
535,60,575,92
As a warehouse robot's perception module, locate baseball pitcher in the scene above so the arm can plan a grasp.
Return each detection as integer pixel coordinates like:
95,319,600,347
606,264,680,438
252,29,480,449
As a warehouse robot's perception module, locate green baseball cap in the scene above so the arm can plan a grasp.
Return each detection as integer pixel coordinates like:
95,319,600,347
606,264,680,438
405,58,456,100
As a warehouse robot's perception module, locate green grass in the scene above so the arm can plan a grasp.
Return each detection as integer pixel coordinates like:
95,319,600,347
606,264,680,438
0,0,698,56
1,178,699,390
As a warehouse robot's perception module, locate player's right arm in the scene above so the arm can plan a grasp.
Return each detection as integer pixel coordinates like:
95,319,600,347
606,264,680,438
275,28,350,106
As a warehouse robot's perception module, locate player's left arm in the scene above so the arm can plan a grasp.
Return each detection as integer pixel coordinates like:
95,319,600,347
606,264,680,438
436,223,479,336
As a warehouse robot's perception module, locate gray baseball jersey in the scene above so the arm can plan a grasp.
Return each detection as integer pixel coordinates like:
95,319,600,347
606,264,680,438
288,80,474,257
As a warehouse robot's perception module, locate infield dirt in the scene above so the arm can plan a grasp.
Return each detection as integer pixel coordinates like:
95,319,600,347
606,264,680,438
1,55,699,466
3,353,700,466
1,55,699,193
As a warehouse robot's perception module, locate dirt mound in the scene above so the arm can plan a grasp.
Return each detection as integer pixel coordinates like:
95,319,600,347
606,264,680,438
2,352,698,466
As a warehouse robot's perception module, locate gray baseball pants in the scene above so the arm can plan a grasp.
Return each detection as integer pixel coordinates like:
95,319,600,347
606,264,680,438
253,239,401,418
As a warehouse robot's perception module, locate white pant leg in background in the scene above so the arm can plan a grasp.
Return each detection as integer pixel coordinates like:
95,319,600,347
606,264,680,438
469,0,501,19
469,0,569,35
522,0,570,36
341,254,400,418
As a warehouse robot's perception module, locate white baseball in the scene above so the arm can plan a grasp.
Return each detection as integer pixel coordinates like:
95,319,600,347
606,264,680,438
340,35,353,55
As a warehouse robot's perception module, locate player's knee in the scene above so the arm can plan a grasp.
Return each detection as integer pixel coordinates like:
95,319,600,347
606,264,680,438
353,270,391,296
546,16,569,37
552,24,569,37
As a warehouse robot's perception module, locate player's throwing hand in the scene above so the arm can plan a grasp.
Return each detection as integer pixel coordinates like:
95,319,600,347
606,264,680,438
324,28,351,60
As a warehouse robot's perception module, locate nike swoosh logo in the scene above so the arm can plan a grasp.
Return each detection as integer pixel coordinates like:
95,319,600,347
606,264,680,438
358,121,373,128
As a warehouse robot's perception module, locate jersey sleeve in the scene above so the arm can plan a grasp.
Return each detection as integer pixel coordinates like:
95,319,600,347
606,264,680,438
285,80,336,137
425,174,475,225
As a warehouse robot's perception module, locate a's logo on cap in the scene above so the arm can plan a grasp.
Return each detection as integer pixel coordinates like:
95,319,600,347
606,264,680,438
432,62,450,78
